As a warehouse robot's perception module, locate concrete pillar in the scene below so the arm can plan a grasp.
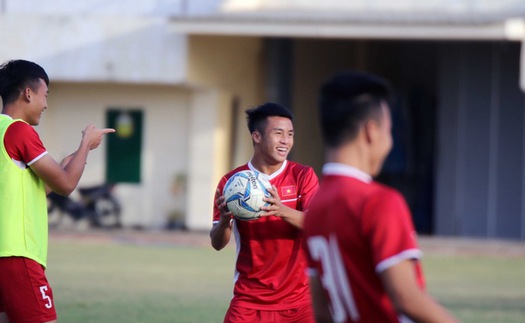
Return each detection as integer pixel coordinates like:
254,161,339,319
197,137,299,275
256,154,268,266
185,89,232,230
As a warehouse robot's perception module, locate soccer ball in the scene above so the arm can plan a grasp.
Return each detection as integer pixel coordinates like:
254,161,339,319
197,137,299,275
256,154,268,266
223,170,272,221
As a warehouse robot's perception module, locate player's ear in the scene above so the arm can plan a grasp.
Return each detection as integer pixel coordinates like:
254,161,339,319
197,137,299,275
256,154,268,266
252,130,262,144
364,119,379,144
24,87,32,102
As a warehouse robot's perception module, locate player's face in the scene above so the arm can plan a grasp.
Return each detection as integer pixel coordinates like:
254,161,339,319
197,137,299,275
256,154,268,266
370,103,392,176
256,116,294,165
26,78,48,125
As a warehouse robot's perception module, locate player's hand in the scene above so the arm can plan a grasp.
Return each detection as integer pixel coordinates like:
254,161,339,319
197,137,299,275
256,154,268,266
81,124,115,150
261,185,305,228
215,188,232,220
260,185,287,217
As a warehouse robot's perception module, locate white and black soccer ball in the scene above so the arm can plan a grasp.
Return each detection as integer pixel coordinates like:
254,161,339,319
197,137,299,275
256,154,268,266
223,170,272,221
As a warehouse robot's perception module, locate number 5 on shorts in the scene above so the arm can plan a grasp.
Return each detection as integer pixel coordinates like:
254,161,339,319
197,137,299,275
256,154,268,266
39,286,53,309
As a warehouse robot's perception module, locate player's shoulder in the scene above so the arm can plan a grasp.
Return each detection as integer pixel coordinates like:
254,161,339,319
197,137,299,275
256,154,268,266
7,119,33,133
5,120,38,143
366,181,407,208
286,160,310,169
286,160,315,175
283,161,318,185
368,181,401,196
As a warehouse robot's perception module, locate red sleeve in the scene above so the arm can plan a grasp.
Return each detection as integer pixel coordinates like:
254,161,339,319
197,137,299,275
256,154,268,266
4,121,47,164
363,187,421,273
298,166,319,211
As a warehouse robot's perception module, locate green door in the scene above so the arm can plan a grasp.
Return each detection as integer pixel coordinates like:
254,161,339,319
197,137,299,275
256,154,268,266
105,109,143,183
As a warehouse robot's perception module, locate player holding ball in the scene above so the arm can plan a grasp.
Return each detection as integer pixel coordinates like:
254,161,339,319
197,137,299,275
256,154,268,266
211,102,319,323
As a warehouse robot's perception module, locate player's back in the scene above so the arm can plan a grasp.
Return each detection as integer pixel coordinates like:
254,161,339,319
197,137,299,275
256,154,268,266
305,170,410,322
305,173,389,261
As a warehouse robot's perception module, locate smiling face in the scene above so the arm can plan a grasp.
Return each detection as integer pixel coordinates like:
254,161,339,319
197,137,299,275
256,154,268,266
252,116,294,169
24,78,48,125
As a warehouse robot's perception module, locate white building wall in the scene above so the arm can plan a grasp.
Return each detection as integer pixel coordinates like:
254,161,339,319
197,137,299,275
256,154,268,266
41,83,190,229
2,0,222,16
0,15,187,84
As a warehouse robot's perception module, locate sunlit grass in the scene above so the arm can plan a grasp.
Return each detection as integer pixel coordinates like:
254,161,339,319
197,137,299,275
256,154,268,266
47,237,236,323
424,254,525,323
46,233,525,323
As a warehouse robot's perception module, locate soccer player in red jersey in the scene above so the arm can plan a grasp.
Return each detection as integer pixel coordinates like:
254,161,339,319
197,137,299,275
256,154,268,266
303,71,458,323
0,60,114,323
211,102,319,323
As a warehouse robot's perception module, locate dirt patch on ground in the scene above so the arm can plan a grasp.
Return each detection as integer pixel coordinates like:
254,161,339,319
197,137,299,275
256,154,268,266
50,228,212,248
419,235,525,258
50,228,525,257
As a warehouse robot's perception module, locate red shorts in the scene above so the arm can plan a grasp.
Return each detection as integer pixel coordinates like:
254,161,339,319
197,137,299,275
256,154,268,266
0,257,57,323
224,303,315,323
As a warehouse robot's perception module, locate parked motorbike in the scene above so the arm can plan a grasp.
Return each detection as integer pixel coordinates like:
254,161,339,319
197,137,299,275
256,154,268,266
47,183,121,228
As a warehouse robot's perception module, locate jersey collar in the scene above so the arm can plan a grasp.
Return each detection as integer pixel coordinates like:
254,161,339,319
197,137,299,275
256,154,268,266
248,159,287,181
322,162,372,183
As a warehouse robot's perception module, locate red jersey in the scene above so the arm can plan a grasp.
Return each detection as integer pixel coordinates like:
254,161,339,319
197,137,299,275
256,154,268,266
213,160,319,310
303,163,423,323
2,117,47,167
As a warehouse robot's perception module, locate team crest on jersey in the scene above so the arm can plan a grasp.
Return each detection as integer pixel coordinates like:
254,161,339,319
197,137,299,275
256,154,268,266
281,185,296,197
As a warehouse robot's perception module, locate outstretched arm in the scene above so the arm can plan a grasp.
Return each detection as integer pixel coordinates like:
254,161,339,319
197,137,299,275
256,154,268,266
31,124,114,196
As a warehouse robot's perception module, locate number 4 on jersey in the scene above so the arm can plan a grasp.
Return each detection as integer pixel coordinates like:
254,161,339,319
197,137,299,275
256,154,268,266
308,234,359,322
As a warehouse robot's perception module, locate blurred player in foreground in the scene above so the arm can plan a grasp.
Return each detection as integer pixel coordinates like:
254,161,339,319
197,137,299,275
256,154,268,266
211,102,319,322
303,71,458,322
0,59,114,323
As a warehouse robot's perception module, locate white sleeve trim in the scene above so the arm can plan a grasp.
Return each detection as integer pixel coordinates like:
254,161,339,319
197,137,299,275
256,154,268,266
375,248,422,274
27,151,48,166
212,218,233,226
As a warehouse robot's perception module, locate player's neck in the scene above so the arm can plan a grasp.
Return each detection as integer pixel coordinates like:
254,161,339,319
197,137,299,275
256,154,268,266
325,144,373,176
250,157,284,176
3,103,26,121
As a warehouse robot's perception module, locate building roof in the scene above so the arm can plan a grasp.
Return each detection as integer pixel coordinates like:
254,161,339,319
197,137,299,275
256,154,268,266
171,4,525,41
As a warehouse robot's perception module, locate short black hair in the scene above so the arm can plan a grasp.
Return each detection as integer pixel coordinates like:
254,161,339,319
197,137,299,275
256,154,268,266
0,59,49,106
245,102,295,134
318,70,392,147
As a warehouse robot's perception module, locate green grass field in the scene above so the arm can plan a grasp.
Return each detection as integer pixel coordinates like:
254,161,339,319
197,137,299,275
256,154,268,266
46,231,525,323
424,256,525,323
